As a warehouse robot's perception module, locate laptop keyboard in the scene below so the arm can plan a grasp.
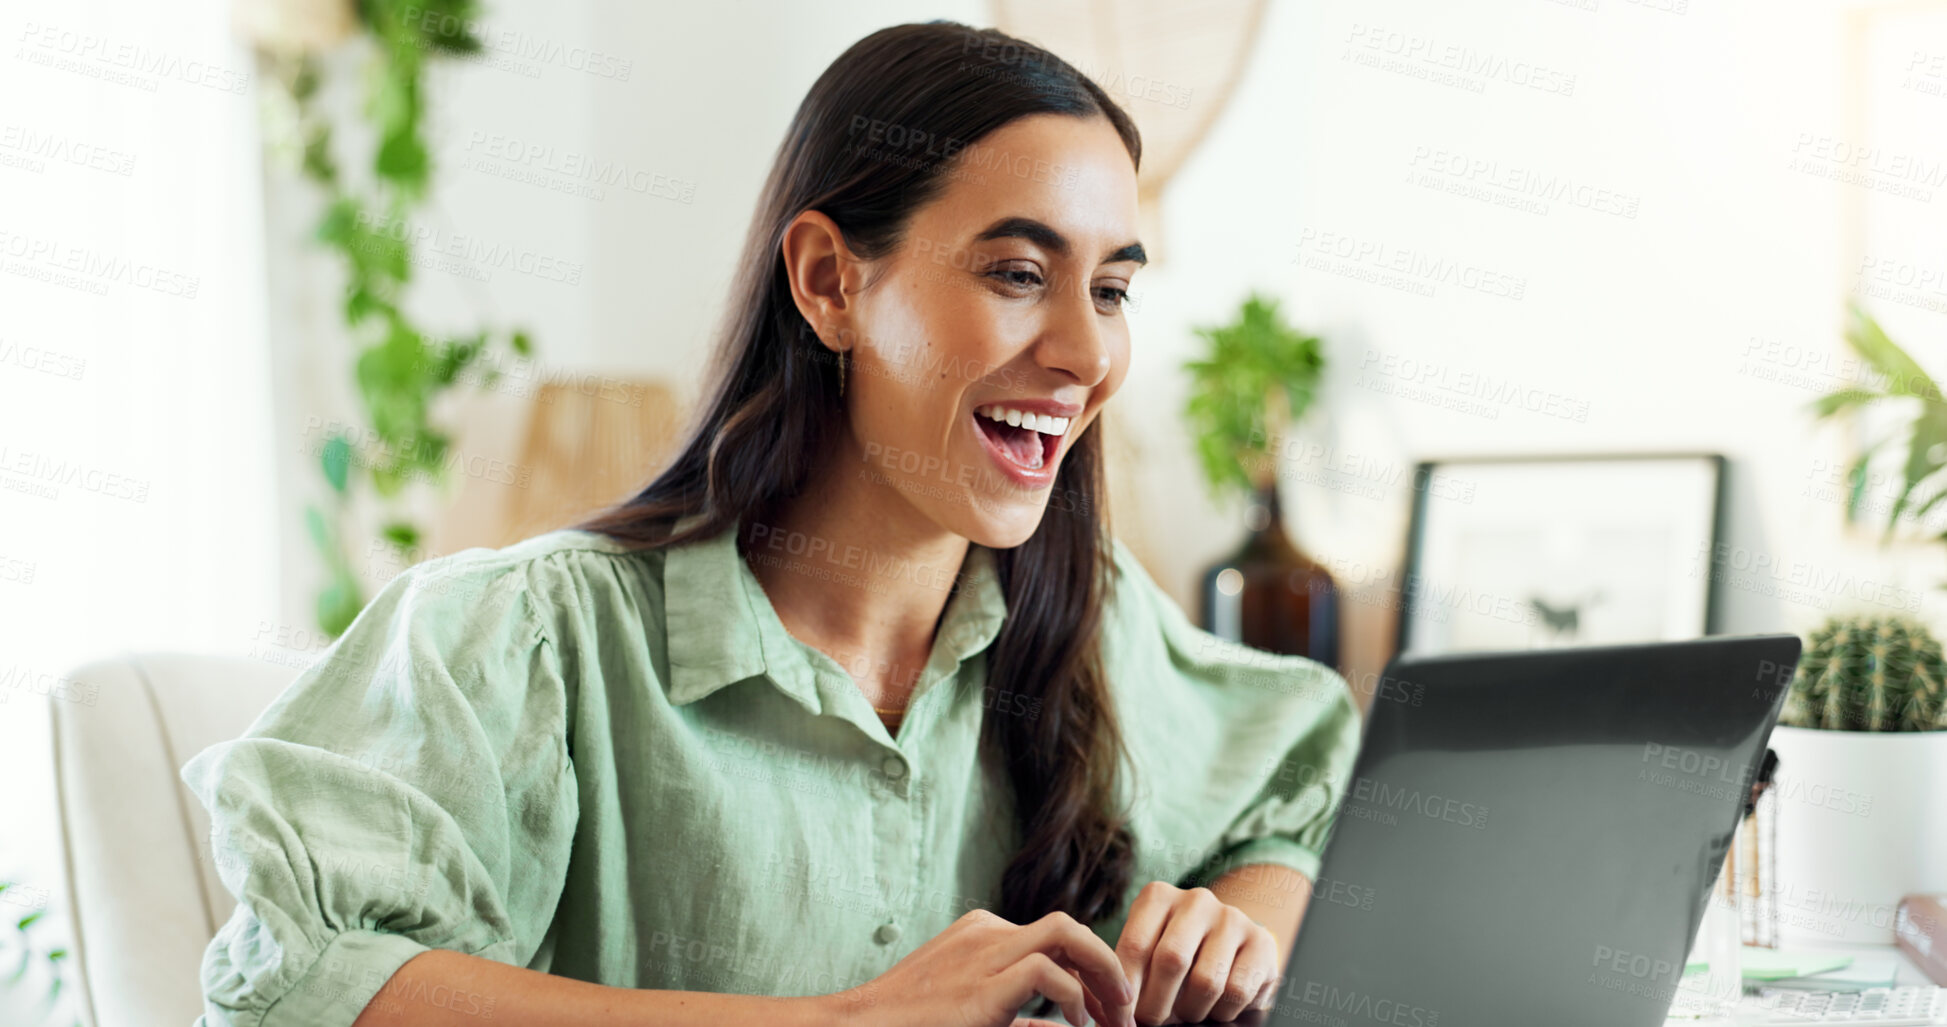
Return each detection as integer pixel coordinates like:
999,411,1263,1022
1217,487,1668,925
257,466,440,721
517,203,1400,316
1755,986,1947,1024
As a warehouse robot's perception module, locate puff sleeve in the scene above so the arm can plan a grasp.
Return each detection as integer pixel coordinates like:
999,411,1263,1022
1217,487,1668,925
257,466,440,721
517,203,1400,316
1200,675,1362,885
178,550,579,1027
1105,538,1364,889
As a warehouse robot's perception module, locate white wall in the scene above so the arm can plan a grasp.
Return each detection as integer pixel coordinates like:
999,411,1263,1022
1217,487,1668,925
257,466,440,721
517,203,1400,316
269,0,1947,691
1126,0,1947,681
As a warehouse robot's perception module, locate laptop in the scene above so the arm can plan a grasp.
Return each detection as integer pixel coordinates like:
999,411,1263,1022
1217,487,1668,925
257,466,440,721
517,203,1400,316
1264,633,1803,1027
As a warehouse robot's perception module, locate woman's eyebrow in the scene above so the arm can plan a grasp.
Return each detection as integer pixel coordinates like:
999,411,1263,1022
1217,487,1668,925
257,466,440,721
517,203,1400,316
972,216,1148,266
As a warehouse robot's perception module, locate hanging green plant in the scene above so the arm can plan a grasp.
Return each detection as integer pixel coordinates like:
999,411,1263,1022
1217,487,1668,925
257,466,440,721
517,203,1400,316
257,0,536,636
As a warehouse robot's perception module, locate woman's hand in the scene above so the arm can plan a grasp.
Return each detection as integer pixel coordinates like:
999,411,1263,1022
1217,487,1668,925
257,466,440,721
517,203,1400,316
826,907,1137,1027
1115,882,1281,1025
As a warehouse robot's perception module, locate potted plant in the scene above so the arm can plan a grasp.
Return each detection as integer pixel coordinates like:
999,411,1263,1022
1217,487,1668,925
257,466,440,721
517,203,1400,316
1180,292,1337,667
1764,302,1947,944
1767,613,1947,944
1812,301,1946,579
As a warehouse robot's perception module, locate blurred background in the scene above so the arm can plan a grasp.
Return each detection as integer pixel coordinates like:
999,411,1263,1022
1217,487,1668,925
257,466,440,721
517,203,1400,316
4,0,1945,1022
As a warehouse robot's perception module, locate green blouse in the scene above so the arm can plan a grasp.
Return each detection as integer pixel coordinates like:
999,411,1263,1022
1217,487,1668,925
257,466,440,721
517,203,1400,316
180,511,1362,1026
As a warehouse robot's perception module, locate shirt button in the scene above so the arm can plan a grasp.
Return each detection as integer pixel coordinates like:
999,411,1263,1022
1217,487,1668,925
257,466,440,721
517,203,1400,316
874,922,902,945
881,755,907,779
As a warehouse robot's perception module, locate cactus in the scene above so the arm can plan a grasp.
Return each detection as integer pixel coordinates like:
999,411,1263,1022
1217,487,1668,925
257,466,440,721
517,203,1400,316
1781,614,1947,731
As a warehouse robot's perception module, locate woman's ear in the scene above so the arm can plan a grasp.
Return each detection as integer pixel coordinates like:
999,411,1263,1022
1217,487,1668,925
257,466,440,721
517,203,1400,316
780,210,863,352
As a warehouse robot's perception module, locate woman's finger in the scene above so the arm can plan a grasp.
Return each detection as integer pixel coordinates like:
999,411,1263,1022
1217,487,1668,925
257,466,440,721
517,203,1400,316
1069,965,1108,1027
1002,951,1091,1027
1207,919,1277,1022
1115,882,1176,1000
1174,905,1251,1023
1253,968,1283,1013
1011,910,1134,1025
1136,890,1221,1025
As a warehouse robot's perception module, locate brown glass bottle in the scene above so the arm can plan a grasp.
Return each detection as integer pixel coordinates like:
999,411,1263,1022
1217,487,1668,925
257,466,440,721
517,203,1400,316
1199,479,1341,671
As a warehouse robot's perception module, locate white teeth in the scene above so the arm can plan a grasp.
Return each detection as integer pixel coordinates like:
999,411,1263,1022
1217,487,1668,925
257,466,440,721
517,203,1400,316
977,404,1071,437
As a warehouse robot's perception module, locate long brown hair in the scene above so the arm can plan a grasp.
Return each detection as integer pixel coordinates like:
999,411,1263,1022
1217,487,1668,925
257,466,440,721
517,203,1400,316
572,20,1143,940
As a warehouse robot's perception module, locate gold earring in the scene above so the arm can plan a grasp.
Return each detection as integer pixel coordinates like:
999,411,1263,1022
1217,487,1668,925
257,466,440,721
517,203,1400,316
838,347,847,398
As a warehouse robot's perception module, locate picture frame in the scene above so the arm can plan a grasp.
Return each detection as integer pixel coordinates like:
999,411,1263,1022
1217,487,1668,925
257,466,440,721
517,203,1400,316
1396,453,1727,656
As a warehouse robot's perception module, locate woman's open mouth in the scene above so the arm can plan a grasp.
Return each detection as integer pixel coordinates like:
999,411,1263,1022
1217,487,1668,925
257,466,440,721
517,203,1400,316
972,404,1069,487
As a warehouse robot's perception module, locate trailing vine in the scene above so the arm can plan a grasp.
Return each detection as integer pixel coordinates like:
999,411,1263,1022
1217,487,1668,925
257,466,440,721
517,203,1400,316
267,0,534,636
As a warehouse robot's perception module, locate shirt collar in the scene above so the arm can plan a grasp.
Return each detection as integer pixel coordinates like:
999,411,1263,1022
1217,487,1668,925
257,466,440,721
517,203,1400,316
662,511,1009,714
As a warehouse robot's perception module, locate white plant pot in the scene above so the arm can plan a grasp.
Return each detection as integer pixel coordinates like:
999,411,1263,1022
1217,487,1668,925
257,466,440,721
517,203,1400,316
1766,725,1947,945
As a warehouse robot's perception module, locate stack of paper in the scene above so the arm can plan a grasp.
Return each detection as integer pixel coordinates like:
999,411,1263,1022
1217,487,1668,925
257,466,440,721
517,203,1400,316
1739,948,1902,992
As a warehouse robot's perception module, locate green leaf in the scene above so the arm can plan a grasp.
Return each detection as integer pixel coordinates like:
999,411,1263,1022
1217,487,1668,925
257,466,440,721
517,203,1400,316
356,324,434,444
365,232,411,288
321,433,353,495
1845,301,1941,402
381,521,421,551
1811,388,1885,420
317,569,362,637
1888,409,1947,530
291,56,321,102
1909,484,1947,523
315,197,359,246
1844,441,1885,525
375,128,429,194
403,430,449,473
426,333,487,386
371,458,409,498
300,122,337,185
304,503,331,554
343,284,379,325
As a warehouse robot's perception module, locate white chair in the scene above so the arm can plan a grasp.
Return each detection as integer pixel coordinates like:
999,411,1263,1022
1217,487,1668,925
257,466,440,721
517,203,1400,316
48,652,300,1027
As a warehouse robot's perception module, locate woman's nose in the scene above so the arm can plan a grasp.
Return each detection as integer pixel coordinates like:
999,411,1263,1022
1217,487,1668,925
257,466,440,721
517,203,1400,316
1033,278,1112,387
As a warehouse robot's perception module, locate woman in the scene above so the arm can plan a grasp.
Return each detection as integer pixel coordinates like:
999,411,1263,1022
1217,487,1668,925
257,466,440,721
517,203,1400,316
182,20,1361,1027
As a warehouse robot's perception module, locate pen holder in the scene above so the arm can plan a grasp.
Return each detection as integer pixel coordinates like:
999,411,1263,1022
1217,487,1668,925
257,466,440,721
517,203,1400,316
1732,748,1779,949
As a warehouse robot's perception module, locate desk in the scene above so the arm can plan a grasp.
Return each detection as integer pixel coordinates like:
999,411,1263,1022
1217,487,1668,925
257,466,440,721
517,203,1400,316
1027,943,1934,1026
1675,943,1936,1027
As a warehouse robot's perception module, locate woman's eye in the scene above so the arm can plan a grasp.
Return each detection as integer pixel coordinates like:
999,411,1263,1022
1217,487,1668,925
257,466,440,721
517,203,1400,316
1095,285,1130,310
984,266,1126,310
988,268,1044,289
